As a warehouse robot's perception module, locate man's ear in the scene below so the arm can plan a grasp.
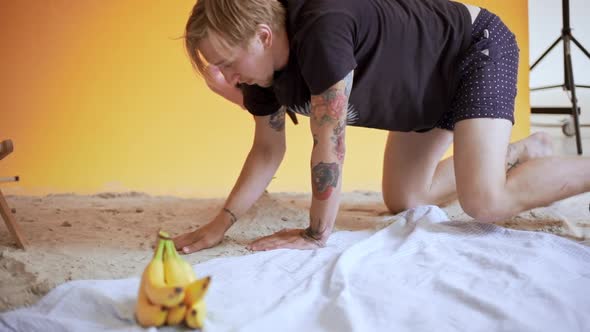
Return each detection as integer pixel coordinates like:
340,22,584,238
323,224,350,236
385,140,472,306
256,24,273,49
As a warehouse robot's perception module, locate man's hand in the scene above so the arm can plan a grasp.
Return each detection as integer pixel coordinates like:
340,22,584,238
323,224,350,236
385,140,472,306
204,65,244,107
247,228,327,251
173,215,231,254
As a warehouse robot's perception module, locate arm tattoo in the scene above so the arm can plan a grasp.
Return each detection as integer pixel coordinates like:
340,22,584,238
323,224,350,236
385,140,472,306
269,107,285,132
301,218,328,246
312,162,339,200
309,71,353,200
332,120,346,162
310,72,354,126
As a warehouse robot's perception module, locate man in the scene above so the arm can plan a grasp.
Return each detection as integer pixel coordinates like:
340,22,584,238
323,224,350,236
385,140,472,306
173,0,589,254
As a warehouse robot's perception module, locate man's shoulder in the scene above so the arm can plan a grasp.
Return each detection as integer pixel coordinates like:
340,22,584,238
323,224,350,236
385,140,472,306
298,0,356,17
287,0,357,28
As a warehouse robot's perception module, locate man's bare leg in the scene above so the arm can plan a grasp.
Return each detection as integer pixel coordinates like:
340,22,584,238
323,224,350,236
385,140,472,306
382,129,454,213
453,118,590,222
383,129,555,214
505,132,554,172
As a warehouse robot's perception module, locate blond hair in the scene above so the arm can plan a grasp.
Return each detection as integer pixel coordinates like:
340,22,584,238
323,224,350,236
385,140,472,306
184,0,286,77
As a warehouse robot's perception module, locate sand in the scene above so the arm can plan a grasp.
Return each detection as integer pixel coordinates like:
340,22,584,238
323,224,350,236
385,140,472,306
1,190,588,312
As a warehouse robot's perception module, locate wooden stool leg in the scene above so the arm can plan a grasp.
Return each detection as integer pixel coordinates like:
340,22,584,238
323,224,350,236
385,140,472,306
0,189,27,249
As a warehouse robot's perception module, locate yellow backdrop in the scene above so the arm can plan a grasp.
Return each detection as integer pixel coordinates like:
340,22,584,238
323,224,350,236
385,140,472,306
0,0,529,198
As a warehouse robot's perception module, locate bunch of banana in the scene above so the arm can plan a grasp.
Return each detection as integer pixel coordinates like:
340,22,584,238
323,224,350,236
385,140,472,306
135,231,212,329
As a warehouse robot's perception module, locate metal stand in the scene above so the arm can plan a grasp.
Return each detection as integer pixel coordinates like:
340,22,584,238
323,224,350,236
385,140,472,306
530,0,589,155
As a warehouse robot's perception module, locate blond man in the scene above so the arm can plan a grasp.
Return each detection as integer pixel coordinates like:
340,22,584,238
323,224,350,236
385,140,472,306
173,0,590,254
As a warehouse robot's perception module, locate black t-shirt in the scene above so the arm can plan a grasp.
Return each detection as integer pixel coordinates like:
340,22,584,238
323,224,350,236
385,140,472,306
241,0,472,132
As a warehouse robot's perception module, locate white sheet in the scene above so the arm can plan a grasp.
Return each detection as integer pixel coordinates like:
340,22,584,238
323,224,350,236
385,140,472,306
2,205,589,332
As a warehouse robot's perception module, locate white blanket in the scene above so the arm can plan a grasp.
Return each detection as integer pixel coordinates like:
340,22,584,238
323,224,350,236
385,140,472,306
2,205,589,332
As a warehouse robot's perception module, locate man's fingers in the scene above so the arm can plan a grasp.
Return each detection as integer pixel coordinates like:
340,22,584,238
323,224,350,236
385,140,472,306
172,236,187,251
247,229,297,250
250,240,314,251
247,238,276,251
175,232,206,254
248,235,285,251
246,229,325,251
248,234,307,251
172,232,197,251
181,238,211,254
249,233,278,246
249,229,291,246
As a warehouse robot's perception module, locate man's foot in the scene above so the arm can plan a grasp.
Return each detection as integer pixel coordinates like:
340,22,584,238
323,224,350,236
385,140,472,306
506,132,554,171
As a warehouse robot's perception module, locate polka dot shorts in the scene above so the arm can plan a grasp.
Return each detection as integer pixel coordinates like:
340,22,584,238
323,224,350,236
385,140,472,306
436,9,520,131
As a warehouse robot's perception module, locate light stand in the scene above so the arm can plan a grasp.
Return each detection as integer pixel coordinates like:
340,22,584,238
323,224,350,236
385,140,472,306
530,0,590,155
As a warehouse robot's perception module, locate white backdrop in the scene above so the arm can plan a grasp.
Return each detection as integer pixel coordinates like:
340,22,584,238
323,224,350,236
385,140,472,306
529,0,590,124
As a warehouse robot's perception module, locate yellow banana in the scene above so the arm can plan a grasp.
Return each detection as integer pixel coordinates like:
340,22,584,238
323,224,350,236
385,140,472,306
143,238,185,307
170,239,197,282
159,230,196,283
166,302,187,326
156,231,211,329
184,276,211,306
184,276,211,328
164,240,193,287
180,259,196,283
185,299,206,329
135,281,168,327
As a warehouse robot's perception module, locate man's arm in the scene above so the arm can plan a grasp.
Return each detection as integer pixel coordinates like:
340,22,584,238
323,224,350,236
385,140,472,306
245,71,354,252
304,70,354,244
223,108,287,222
173,108,286,253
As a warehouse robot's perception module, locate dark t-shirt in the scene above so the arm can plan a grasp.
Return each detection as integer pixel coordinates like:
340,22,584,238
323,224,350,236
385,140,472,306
241,0,472,132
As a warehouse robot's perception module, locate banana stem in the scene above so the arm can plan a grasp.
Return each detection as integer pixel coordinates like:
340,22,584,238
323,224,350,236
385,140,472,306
163,239,175,262
161,239,179,261
170,241,181,260
154,238,165,260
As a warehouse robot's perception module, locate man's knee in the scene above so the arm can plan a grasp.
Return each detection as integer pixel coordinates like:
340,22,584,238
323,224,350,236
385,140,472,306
458,188,506,222
383,192,428,214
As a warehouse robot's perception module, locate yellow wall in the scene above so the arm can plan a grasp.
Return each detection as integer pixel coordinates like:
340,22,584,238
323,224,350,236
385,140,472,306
0,0,529,198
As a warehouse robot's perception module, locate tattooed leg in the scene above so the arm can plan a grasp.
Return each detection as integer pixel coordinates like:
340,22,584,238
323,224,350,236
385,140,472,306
506,132,553,173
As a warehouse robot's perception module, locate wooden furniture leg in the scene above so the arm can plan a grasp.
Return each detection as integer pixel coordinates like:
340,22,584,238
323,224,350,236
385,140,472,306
0,140,14,161
0,189,27,249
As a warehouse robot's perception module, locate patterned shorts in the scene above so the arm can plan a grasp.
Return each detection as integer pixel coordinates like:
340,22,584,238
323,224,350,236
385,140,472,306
435,9,520,131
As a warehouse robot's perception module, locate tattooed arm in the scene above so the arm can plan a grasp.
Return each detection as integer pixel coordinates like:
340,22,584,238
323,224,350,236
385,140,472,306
173,109,286,253
246,72,354,252
304,70,354,245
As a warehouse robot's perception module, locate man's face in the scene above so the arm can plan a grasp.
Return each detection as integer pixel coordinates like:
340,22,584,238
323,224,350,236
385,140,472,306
198,31,275,88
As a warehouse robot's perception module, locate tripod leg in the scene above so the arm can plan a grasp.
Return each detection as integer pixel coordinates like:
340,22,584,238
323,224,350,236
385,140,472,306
531,36,562,70
564,37,583,155
571,36,590,60
564,35,573,93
